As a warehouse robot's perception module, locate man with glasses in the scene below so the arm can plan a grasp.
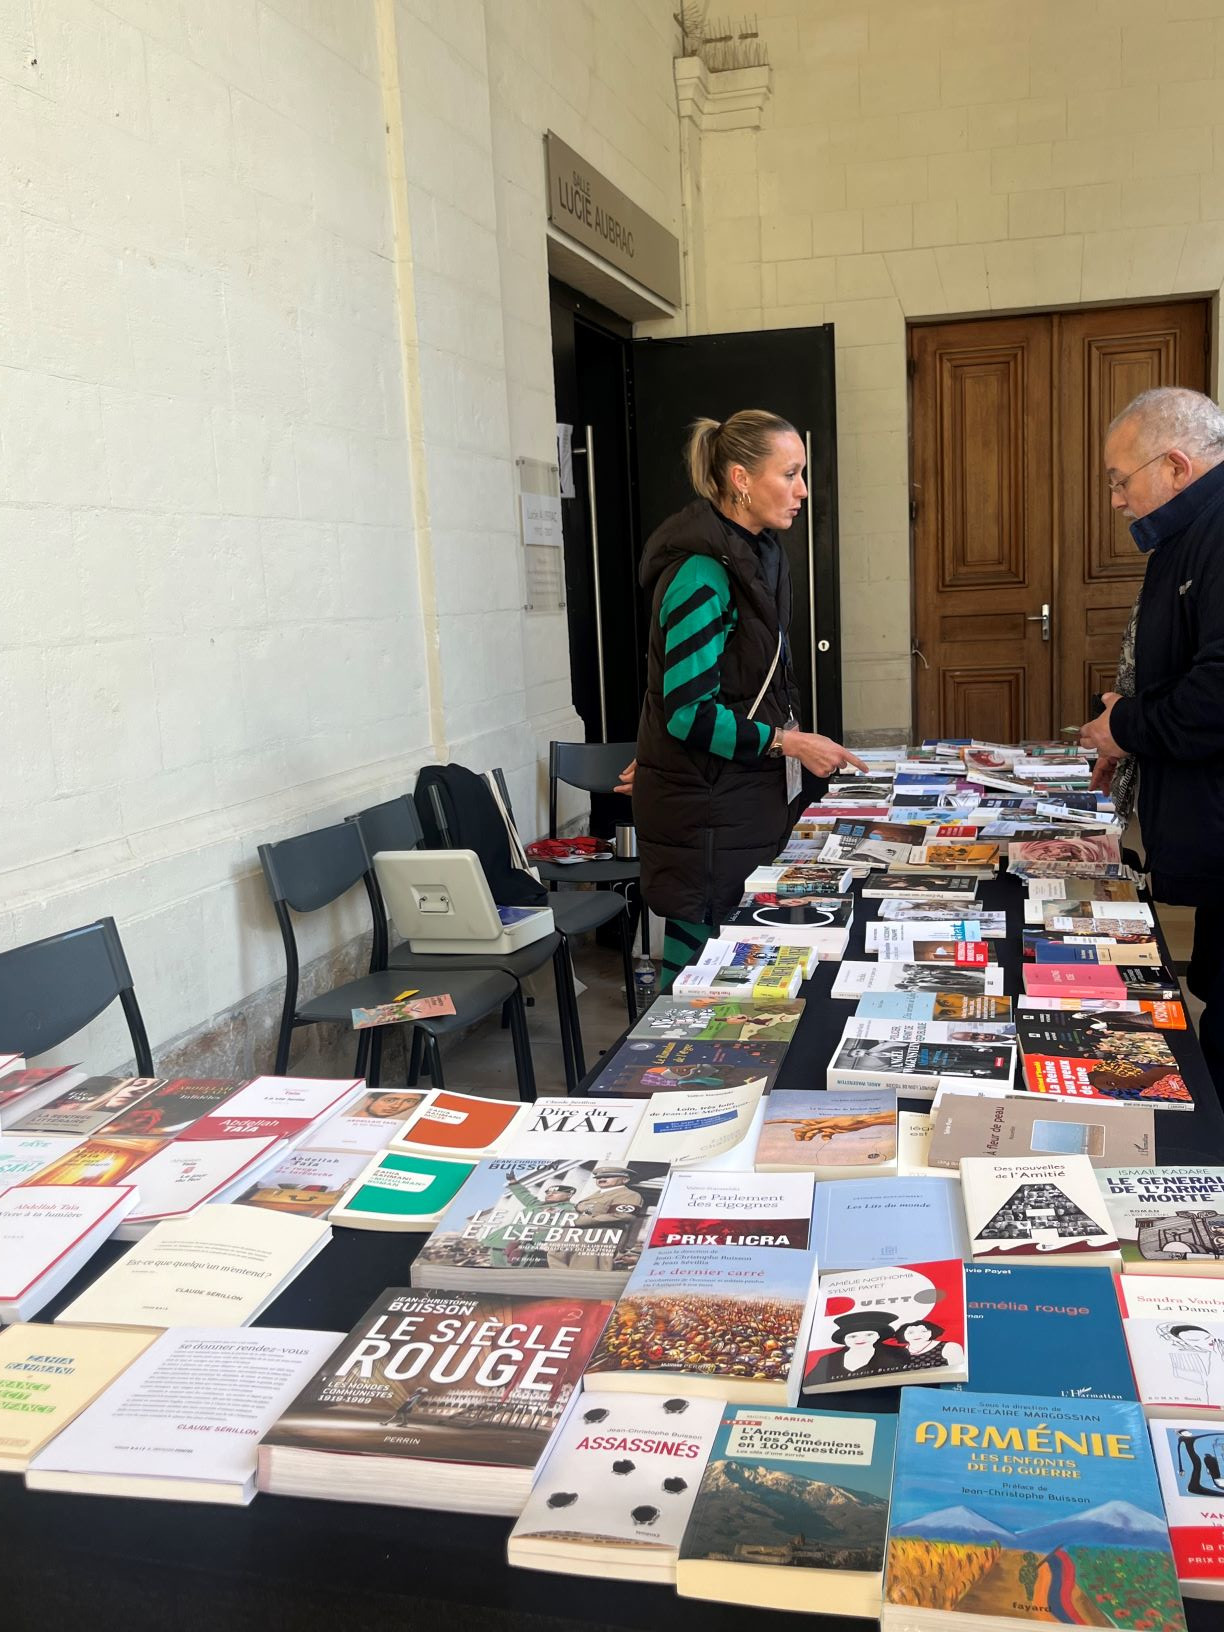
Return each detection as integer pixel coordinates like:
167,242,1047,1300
1079,387,1224,1098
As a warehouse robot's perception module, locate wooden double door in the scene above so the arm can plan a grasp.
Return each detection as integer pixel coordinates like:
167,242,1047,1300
909,300,1210,741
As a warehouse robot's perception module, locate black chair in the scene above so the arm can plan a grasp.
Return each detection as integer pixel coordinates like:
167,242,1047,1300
373,789,587,1090
259,821,534,1098
0,917,154,1073
491,767,638,1025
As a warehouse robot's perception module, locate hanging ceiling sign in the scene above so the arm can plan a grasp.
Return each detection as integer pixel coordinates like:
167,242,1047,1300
544,131,681,308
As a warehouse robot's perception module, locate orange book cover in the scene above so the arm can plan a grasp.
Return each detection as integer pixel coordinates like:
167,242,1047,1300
397,1091,520,1153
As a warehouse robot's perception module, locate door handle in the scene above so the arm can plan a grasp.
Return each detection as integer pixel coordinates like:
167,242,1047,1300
1026,603,1051,641
910,641,930,670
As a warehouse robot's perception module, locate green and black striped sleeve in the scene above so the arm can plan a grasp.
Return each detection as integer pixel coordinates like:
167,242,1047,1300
660,555,771,762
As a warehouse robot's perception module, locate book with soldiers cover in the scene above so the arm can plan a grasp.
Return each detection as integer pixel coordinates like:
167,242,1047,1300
258,1287,612,1514
582,1170,820,1406
410,1157,669,1298
508,1390,723,1582
677,1404,896,1617
960,1155,1121,1268
585,1038,783,1099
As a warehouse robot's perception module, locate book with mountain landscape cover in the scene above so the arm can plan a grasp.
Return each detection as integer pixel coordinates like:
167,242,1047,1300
582,1171,819,1406
1149,1418,1224,1599
629,998,804,1045
754,1087,897,1178
676,1404,897,1616
585,1038,782,1098
258,1287,612,1515
945,1264,1136,1401
1097,1168,1224,1274
802,1260,968,1395
961,1156,1121,1268
812,1177,970,1273
882,1389,1185,1632
926,1094,1155,1173
507,1390,723,1582
410,1157,669,1297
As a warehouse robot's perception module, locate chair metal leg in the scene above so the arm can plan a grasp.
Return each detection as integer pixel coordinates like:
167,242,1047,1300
552,945,577,1093
426,1032,445,1088
507,988,537,1103
368,1025,385,1088
406,1027,425,1086
354,1026,372,1081
562,939,586,1080
274,1006,295,1076
619,906,637,1024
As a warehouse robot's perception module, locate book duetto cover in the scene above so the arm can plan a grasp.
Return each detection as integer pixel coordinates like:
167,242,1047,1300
885,1389,1186,1629
262,1288,612,1467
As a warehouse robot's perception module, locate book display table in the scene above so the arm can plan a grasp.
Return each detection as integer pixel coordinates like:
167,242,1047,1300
2,873,1221,1632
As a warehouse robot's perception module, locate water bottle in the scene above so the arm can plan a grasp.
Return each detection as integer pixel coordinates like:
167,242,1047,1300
633,956,657,1003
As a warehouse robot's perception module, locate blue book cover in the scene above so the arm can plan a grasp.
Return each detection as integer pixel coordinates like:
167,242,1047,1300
812,1177,969,1273
944,1264,1137,1401
1034,940,1103,965
885,1389,1185,1631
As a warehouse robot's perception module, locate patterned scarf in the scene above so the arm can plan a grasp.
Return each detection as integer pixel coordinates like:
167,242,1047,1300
1111,592,1140,823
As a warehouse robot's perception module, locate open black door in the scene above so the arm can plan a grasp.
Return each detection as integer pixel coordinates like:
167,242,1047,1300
630,327,842,740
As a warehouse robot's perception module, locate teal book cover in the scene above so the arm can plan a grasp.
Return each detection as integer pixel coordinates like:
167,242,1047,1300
885,1389,1185,1629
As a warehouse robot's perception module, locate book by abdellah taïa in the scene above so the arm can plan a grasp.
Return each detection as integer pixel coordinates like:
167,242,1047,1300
882,1389,1186,1632
258,1287,613,1514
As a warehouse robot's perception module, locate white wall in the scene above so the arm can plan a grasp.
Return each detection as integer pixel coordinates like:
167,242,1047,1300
694,0,1224,739
0,0,680,1068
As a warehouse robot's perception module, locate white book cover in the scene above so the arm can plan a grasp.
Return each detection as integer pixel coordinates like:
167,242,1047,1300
626,1083,763,1169
499,1097,646,1162
1114,1275,1224,1321
689,933,818,978
960,1154,1120,1264
830,962,1005,999
0,1184,139,1319
182,1076,364,1144
1097,1167,1224,1274
1124,1317,1224,1417
117,1133,285,1230
1148,1417,1224,1597
27,1327,343,1503
301,1088,430,1155
864,920,979,951
56,1203,332,1328
509,1391,723,1579
897,1111,943,1178
0,1134,86,1186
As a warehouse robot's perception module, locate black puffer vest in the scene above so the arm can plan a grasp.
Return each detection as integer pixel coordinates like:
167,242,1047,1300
634,500,800,923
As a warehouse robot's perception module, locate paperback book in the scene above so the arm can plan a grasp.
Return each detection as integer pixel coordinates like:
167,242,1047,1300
754,1087,898,1178
853,992,1013,1023
100,1078,248,1138
1123,1317,1224,1420
0,1184,139,1322
234,1147,368,1218
0,1133,87,1187
8,1076,165,1138
671,942,806,1002
11,1134,163,1187
302,1088,429,1155
583,1170,819,1405
861,873,980,901
721,894,854,957
508,1390,723,1582
389,1091,524,1161
1017,1010,1192,1110
328,1150,475,1230
676,1404,897,1618
960,1154,1121,1267
831,962,1006,1001
882,1389,1184,1632
828,1025,1015,1100
812,1177,970,1273
501,1098,648,1163
1149,1418,1224,1599
801,1259,968,1394
926,1092,1156,1172
0,1322,158,1472
258,1287,613,1514
625,1083,763,1168
1097,1168,1224,1274
585,1038,782,1098
411,1157,668,1297
629,998,804,1045
947,1263,1137,1400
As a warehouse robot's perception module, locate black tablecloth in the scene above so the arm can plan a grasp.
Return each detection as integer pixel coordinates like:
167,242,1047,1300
3,872,1220,1632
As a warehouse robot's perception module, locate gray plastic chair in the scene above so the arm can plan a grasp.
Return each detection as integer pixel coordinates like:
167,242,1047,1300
0,917,154,1073
350,793,586,1090
259,821,533,1098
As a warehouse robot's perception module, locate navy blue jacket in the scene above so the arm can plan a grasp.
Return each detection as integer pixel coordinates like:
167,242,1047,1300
1110,459,1224,904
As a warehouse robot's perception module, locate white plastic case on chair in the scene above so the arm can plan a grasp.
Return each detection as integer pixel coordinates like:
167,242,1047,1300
373,850,554,955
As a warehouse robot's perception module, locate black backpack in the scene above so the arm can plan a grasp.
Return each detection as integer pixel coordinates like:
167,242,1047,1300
414,764,547,907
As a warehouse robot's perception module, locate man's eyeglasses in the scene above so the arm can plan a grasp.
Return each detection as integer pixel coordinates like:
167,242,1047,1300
1106,449,1170,494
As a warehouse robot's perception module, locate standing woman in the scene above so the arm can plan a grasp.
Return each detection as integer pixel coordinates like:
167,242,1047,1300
627,410,866,992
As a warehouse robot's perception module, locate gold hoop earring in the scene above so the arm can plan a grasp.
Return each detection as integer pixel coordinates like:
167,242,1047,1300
742,490,752,510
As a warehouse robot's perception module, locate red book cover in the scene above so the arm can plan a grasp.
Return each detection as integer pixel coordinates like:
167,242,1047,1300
1023,1054,1193,1108
803,1259,966,1391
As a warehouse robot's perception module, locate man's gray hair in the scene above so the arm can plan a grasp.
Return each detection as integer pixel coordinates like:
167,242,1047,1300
1110,386,1224,464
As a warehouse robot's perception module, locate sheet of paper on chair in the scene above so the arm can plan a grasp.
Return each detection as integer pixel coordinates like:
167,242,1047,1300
350,995,457,1029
